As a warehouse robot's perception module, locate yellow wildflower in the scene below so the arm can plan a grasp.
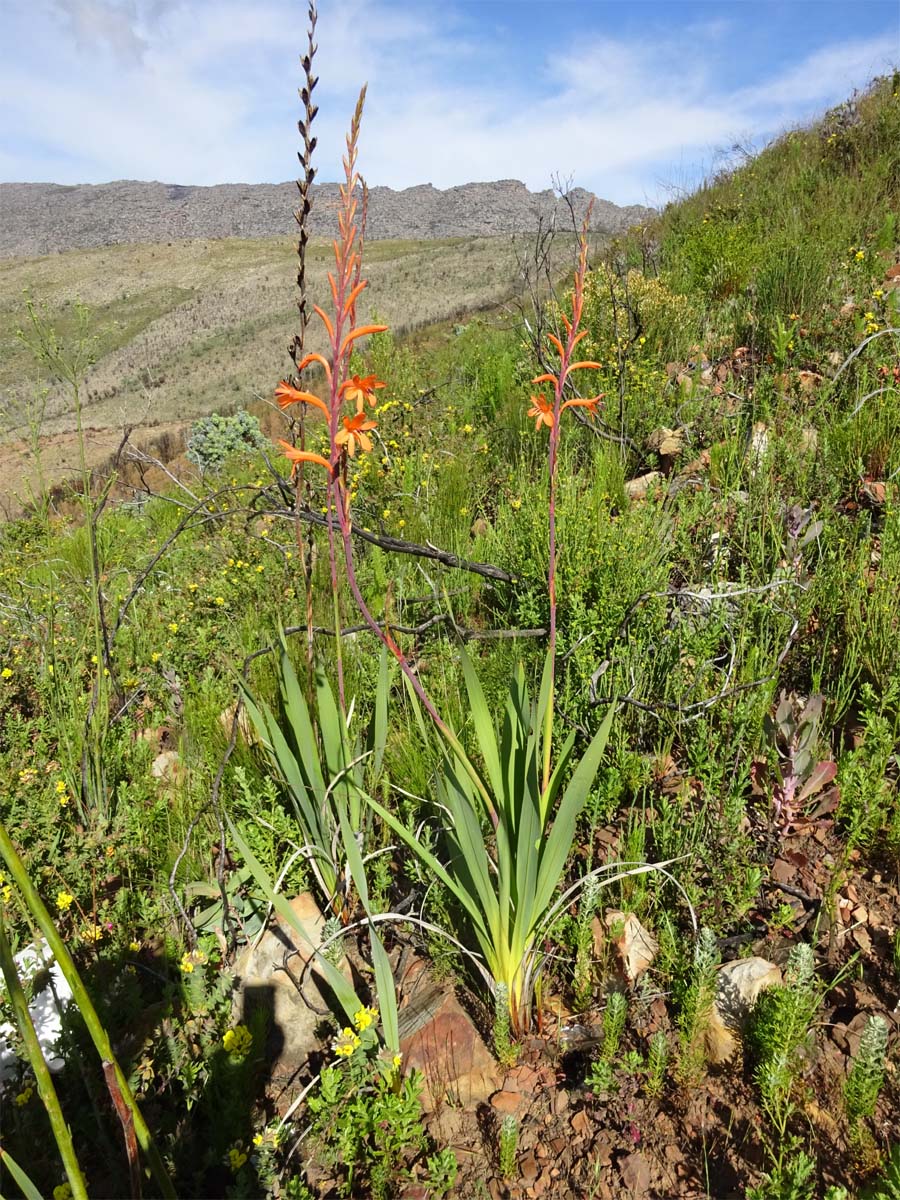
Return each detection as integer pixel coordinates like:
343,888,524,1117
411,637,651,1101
353,1006,378,1033
56,891,74,912
227,1145,248,1172
1,667,11,679
223,1025,253,1057
15,1085,33,1106
332,1026,361,1057
179,948,207,974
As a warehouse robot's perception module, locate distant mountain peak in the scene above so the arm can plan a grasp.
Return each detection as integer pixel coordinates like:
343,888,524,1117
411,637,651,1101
0,179,654,258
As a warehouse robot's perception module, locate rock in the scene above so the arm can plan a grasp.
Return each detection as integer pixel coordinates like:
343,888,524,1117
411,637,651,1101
151,749,181,782
504,1063,541,1093
646,427,684,464
0,941,73,1081
706,957,782,1064
399,988,501,1111
470,517,491,539
799,426,818,455
520,1152,539,1185
624,471,662,502
619,1151,651,1196
605,911,658,983
491,1089,526,1116
796,370,822,395
233,893,340,1084
571,1109,591,1137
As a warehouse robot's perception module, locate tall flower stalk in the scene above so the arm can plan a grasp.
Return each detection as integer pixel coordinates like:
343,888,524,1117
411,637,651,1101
528,212,603,797
276,87,497,817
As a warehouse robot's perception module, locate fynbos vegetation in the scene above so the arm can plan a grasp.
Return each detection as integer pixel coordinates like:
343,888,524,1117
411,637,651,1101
1,9,899,1197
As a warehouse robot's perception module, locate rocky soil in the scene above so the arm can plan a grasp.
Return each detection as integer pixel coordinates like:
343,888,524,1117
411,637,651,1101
0,179,652,258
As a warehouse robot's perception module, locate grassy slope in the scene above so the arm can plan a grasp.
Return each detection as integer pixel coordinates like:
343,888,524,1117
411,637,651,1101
1,77,900,1197
0,234,524,431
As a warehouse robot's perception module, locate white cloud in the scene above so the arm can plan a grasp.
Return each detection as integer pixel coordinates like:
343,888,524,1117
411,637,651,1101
1,1,897,205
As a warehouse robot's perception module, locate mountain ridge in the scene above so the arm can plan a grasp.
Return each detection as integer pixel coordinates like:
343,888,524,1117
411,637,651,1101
0,178,653,258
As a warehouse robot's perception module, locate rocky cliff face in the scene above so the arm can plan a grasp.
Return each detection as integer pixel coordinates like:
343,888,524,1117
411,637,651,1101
0,178,653,258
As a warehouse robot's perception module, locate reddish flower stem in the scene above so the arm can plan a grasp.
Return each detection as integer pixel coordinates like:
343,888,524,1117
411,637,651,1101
542,223,591,794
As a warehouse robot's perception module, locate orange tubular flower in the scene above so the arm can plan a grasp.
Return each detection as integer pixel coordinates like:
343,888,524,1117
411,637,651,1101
340,373,386,412
527,393,555,431
295,352,333,382
335,411,377,457
562,394,605,416
274,381,330,419
339,323,388,359
277,439,333,477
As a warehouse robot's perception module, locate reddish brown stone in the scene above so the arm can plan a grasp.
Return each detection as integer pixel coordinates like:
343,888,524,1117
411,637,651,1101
400,990,501,1112
491,1089,526,1116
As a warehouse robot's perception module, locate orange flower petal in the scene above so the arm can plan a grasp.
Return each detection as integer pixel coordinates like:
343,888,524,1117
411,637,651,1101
313,304,335,342
343,279,369,316
296,352,333,380
277,441,332,475
274,382,330,419
339,324,389,358
568,361,602,371
531,373,557,385
547,332,565,357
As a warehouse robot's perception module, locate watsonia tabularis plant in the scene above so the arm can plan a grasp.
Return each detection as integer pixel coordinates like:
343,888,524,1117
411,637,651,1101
267,87,614,1034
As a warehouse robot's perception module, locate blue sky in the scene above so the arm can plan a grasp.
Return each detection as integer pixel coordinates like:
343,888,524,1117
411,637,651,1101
1,0,897,205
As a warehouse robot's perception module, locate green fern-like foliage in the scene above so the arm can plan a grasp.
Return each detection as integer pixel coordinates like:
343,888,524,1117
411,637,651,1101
845,1014,889,1123
749,942,819,1123
676,926,719,1084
